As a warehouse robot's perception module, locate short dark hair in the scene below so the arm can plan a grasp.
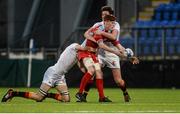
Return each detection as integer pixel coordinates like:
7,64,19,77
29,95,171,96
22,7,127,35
104,14,116,21
101,6,114,14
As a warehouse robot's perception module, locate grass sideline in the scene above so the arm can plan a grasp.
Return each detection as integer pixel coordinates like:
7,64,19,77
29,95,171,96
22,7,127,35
0,88,180,113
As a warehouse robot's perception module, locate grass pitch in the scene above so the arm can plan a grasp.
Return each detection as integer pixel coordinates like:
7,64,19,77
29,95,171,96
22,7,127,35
0,88,180,113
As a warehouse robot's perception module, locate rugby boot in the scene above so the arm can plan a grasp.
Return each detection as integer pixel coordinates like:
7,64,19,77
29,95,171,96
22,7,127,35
75,92,87,102
99,97,112,102
1,89,14,102
123,92,131,102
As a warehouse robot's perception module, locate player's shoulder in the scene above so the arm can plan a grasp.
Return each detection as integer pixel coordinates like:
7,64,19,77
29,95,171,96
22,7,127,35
93,21,103,27
113,21,120,30
68,43,79,49
115,21,120,27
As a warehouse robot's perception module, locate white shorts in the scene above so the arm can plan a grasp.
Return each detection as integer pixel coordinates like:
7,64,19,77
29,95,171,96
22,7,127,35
42,67,67,87
98,54,120,69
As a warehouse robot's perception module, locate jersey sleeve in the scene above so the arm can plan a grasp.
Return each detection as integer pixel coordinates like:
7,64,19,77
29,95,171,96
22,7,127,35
112,40,120,46
92,22,102,28
113,22,120,32
89,22,102,35
112,22,120,40
94,35,103,43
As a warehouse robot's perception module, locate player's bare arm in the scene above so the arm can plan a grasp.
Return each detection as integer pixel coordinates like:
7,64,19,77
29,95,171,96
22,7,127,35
112,40,125,52
116,43,126,51
97,40,121,56
75,44,88,51
112,41,139,64
84,27,97,43
94,29,118,41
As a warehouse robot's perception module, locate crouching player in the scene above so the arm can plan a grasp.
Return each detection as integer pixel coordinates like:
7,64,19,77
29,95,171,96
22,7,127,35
1,43,87,102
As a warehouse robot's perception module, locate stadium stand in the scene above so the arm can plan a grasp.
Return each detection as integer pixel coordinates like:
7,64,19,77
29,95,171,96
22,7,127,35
121,0,180,57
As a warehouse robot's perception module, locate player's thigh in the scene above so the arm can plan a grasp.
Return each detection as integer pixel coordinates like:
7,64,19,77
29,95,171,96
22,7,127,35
111,68,123,83
106,55,120,68
83,57,96,74
77,61,86,73
98,55,105,68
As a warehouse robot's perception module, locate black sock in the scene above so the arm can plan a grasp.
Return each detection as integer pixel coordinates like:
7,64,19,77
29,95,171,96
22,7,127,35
118,80,128,94
83,80,93,98
47,93,61,101
12,91,30,98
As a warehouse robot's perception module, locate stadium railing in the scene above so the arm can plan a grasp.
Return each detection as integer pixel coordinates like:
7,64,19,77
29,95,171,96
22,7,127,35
0,26,180,61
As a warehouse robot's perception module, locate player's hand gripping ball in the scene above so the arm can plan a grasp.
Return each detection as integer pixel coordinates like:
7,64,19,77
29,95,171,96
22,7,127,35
124,48,134,58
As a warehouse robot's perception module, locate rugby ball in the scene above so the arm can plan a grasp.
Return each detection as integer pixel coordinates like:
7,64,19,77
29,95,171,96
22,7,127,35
124,48,134,58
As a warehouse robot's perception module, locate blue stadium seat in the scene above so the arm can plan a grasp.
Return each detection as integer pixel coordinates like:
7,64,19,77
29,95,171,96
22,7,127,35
171,4,180,20
166,29,173,37
166,37,180,55
156,29,163,37
168,21,179,37
172,11,178,20
138,37,146,55
140,29,148,37
151,20,161,26
135,21,146,27
155,4,166,12
154,12,162,20
152,37,161,55
174,28,180,37
160,20,169,26
166,37,176,55
135,21,148,38
168,20,178,26
139,37,153,55
154,4,166,20
134,2,180,56
176,43,180,54
155,21,168,37
173,37,180,54
163,11,170,21
149,29,156,37
144,39,153,55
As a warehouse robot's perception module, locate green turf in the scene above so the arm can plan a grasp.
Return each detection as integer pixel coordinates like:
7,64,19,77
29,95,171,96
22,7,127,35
0,88,180,113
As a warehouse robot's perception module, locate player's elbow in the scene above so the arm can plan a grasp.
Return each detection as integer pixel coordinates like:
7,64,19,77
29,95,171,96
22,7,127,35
84,31,89,38
84,32,87,38
111,36,116,41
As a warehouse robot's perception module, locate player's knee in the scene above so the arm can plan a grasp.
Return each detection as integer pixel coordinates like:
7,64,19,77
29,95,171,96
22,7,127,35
63,95,70,102
117,79,125,87
61,91,70,102
36,95,45,102
95,70,103,79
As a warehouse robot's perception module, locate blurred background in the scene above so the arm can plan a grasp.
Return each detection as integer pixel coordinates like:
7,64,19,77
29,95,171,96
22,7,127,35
0,0,180,88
